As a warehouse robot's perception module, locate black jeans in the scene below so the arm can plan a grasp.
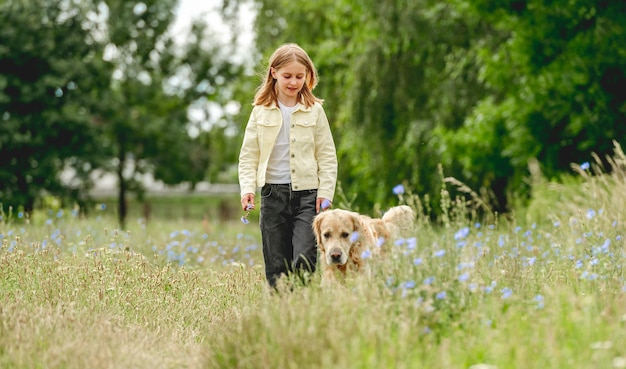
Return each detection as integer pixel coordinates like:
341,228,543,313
260,183,318,287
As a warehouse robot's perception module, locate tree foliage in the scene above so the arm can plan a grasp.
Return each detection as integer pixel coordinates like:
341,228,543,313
442,0,626,210
241,0,495,212
0,0,108,213
92,0,241,227
1,0,242,226
236,0,625,214
3,0,624,221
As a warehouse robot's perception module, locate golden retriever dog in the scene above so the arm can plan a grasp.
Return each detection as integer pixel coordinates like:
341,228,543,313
313,205,415,283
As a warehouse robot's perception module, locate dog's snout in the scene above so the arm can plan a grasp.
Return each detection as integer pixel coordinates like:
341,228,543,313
330,250,342,263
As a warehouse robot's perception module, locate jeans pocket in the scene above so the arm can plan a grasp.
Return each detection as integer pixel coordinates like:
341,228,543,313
261,184,273,199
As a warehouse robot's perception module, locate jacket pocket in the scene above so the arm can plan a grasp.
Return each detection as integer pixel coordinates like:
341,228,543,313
258,119,280,144
258,119,279,127
293,118,317,144
293,117,317,128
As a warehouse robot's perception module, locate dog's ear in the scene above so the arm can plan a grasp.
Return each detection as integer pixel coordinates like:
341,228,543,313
348,213,365,268
312,212,326,251
350,212,363,239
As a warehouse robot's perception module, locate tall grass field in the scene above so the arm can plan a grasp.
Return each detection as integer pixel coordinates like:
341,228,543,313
2,146,626,369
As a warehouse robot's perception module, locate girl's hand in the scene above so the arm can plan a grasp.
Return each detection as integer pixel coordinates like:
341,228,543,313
241,193,255,211
316,198,332,213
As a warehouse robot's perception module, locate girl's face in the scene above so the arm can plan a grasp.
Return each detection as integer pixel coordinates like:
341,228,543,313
271,61,307,106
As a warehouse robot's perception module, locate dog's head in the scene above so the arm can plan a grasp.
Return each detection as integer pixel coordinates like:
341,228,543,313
313,209,364,266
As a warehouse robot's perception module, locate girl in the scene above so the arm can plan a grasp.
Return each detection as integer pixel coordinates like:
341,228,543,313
238,43,338,287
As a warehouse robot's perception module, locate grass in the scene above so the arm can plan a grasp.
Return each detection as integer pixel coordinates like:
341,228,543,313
2,145,626,368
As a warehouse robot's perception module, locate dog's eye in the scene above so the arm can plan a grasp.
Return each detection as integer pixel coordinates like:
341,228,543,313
323,232,330,239
341,232,349,238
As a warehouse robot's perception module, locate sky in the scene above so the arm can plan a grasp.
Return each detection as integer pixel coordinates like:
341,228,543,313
170,0,255,52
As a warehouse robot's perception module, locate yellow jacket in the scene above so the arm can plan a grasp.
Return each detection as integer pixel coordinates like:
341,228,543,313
238,102,338,200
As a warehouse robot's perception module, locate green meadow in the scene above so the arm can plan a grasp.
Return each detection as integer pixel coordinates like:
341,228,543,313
2,151,626,369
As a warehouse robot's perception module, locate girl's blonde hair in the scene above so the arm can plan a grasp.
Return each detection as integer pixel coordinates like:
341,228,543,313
253,43,323,108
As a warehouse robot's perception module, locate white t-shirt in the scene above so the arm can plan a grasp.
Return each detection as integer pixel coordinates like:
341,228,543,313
266,101,297,184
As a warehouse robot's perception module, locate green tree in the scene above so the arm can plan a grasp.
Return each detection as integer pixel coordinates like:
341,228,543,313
90,0,242,227
0,0,108,214
441,0,626,210
1,0,243,226
235,0,494,214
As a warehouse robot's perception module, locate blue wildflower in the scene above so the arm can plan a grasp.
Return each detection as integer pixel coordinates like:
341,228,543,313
535,294,545,309
454,227,470,240
501,287,513,299
406,237,417,249
241,209,252,224
350,231,359,242
575,259,583,269
597,239,610,254
392,184,405,195
498,235,506,247
458,272,469,282
361,249,371,259
580,162,590,170
436,291,447,300
321,199,332,210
